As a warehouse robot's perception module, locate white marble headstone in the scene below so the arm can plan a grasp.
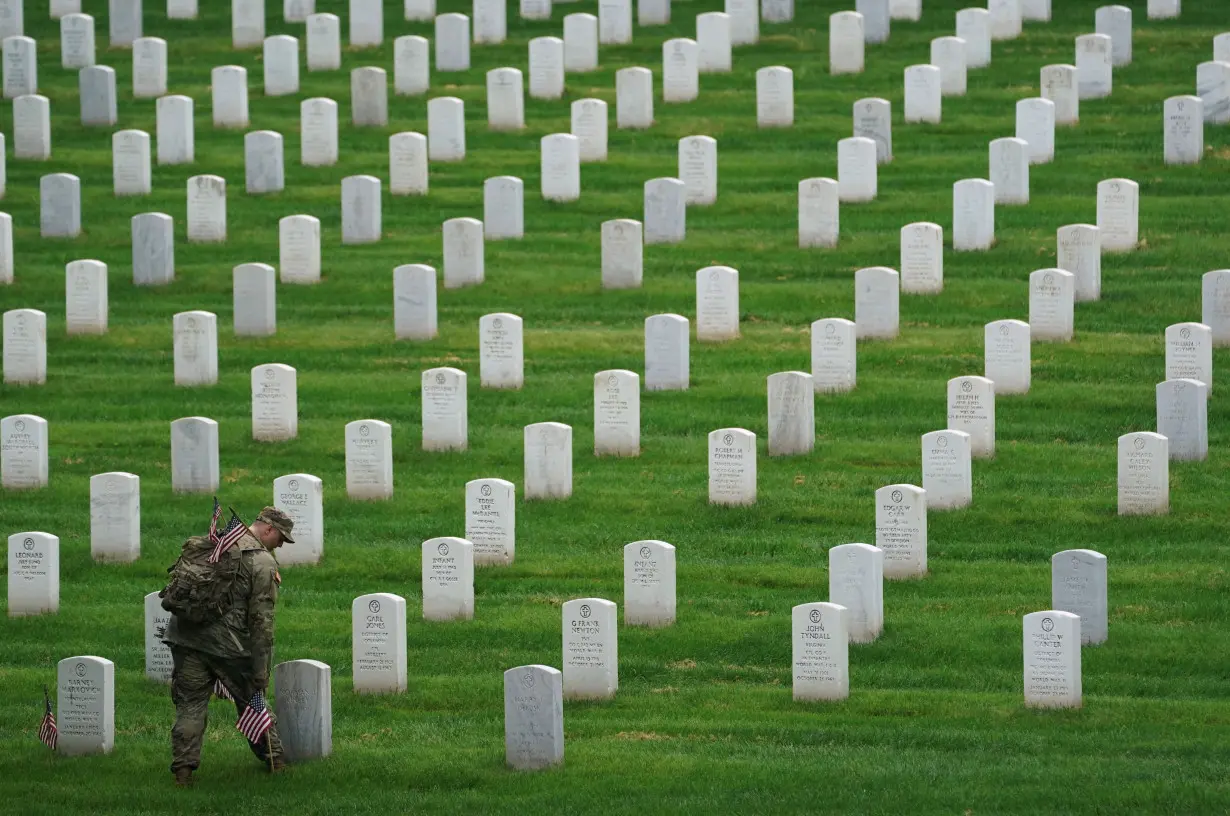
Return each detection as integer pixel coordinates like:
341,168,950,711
60,14,95,70
144,592,172,681
837,137,877,202
798,178,838,248
112,130,150,196
1029,268,1074,343
725,0,758,45
170,416,219,493
708,428,755,505
792,602,848,701
930,36,967,96
903,64,941,123
393,35,429,96
767,371,814,456
988,0,1021,40
421,367,467,452
1197,61,1230,125
466,477,515,566
601,219,641,289
853,97,892,163
1201,270,1230,347
956,8,991,69
79,65,117,127
40,173,80,237
1117,432,1167,515
428,97,465,161
623,540,676,627
756,65,793,127
696,265,739,342
306,13,340,71
272,472,324,565
644,178,685,244
1023,611,1081,708
251,363,297,442
280,215,321,283
1040,64,1078,125
947,375,995,458
984,319,1030,395
2,310,44,385
524,422,572,500
1146,0,1179,18
8,531,58,615
351,593,407,693
16,94,51,160
232,0,266,48
435,13,470,72
65,260,108,335
341,174,381,244
562,598,617,698
1015,97,1055,164
530,37,564,100
1164,322,1212,392
504,665,564,770
233,262,276,337
598,0,631,45
828,543,884,643
875,484,927,579
132,212,174,286
1095,5,1131,66
1057,224,1100,302
616,66,653,129
1,414,47,490
56,656,114,754
349,0,382,47
1163,95,1203,165
696,11,731,73
856,0,889,43
1076,33,1112,100
594,370,640,456
921,429,972,510
889,0,920,20
389,131,427,194
155,95,194,165
953,178,995,250
422,537,475,621
854,266,899,340
263,34,300,96
678,135,716,206
345,419,393,500
899,222,942,294
571,98,607,162
810,318,855,393
132,36,166,99
1096,178,1138,253
350,67,388,127
487,67,525,131
662,37,697,103
563,13,597,73
89,472,139,562
1156,378,1207,462
274,659,332,762
541,134,579,202
830,12,864,75
109,0,142,47
186,175,226,243
645,313,688,390
211,66,249,129
1051,550,1107,646
443,217,484,288
172,311,217,385
393,264,436,340
474,0,506,43
484,176,523,240
244,130,284,194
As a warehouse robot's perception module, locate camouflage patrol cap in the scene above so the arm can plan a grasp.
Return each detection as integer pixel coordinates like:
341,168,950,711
256,506,295,543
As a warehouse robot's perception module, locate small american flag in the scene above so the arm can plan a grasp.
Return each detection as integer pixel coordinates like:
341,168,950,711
213,679,233,701
208,498,247,563
236,692,273,743
39,686,57,751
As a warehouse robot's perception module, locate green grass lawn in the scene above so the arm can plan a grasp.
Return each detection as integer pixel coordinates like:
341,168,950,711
3,0,1230,812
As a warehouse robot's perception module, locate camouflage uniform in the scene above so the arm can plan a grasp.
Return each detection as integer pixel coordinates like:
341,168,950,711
163,508,293,775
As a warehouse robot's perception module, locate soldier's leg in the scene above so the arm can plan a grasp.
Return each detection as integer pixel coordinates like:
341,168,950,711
169,647,214,774
210,656,285,767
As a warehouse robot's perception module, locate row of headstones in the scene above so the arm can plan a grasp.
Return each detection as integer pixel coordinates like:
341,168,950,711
40,654,332,762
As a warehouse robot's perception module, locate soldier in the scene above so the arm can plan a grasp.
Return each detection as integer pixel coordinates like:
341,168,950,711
162,506,295,787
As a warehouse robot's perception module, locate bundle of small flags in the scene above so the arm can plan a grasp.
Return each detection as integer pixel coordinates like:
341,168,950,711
213,679,233,701
39,686,57,751
208,497,247,563
236,691,273,743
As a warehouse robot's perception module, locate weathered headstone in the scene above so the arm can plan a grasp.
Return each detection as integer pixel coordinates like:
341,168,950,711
170,416,219,493
594,370,640,457
484,176,524,239
389,131,427,194
466,477,515,566
1156,378,1207,462
623,540,675,626
829,543,884,643
40,173,80,237
1057,224,1100,302
1197,61,1230,125
56,656,114,754
984,319,1030,395
487,67,525,131
571,98,607,161
232,0,265,48
3,35,36,100
15,94,51,160
443,217,484,288
186,175,226,243
1016,98,1055,164
810,318,855,393
756,65,793,127
1076,33,1112,99
837,137,877,202
856,0,889,43
792,603,848,701
280,215,320,283
601,219,641,289
1163,95,1203,165
875,484,927,579
60,14,94,70
3,310,45,385
504,665,563,770
474,0,506,43
598,0,631,45
421,367,467,452
306,13,340,71
131,212,174,286
830,12,864,75
109,0,142,47
1097,178,1138,252
798,178,838,249
947,375,995,458
351,593,407,693
211,66,249,128
956,8,991,68
1095,5,1131,66
1117,431,1167,515
7,531,58,615
79,65,117,127
767,371,814,456
988,0,1021,40
427,97,465,161
903,64,941,123
530,37,564,100
563,13,597,73
89,472,139,562
112,129,150,196
1023,611,1081,708
853,97,892,164
144,591,172,681
645,313,688,390
643,178,685,245
921,429,972,510
1051,550,1108,646
562,598,617,698
899,222,942,294
263,34,300,96
251,363,297,442
541,134,579,202
696,11,731,73
1201,270,1230,346
1029,269,1074,343
274,659,332,762
953,178,995,250
131,36,166,99
172,311,217,385
345,419,393,500
341,175,381,245
524,422,572,500
708,428,756,505
696,266,739,342
1041,64,1079,125
854,266,899,340
1164,322,1212,391
393,35,428,96
350,67,388,127
420,539,472,622
435,13,470,72
272,473,323,564
930,36,967,96
155,95,194,165
65,259,108,335
244,130,284,194
616,66,653,129
662,38,697,103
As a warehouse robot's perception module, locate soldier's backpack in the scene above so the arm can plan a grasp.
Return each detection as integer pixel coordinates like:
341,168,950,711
159,536,242,625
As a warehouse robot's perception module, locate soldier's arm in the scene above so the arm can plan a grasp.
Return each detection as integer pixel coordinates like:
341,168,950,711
246,557,278,687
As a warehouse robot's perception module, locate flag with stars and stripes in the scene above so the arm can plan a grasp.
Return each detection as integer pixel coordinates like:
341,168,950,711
208,498,248,563
236,691,273,743
38,686,57,751
213,679,232,701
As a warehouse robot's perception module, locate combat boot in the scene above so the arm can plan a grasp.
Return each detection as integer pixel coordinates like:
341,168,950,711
173,768,194,787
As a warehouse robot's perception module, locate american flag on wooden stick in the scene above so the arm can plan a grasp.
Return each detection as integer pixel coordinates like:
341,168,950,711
208,498,248,563
213,679,233,701
236,691,273,743
39,686,57,751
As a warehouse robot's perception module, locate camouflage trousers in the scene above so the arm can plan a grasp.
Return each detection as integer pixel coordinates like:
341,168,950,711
169,646,284,774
